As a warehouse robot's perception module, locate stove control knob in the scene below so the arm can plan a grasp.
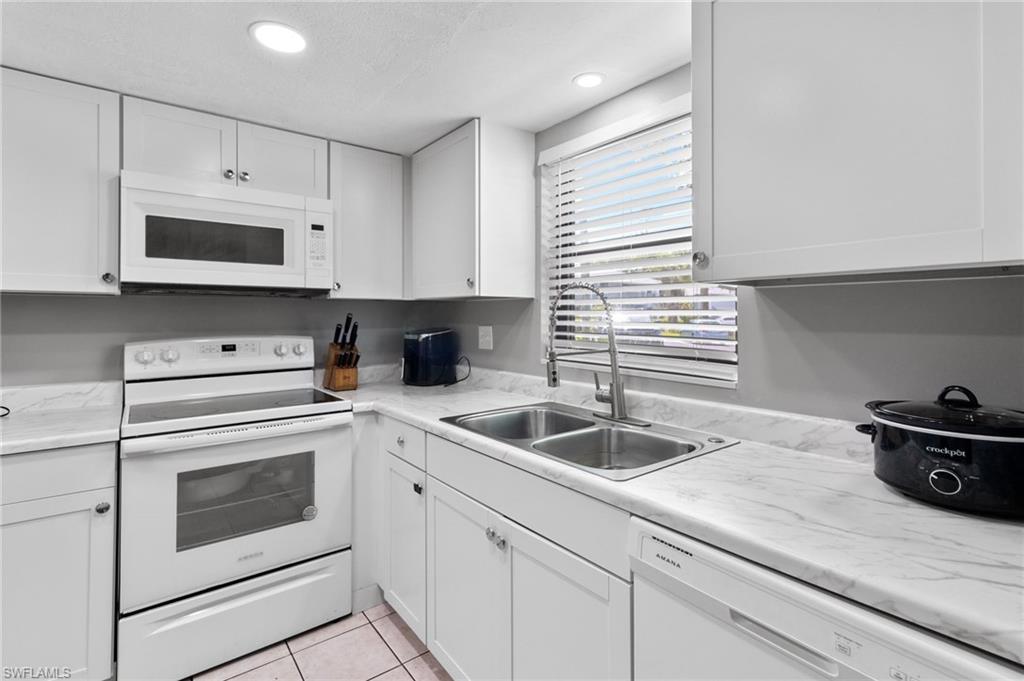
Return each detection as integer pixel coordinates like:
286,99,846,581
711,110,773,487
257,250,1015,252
928,468,962,496
134,350,155,365
293,343,307,356
160,349,180,363
274,343,290,357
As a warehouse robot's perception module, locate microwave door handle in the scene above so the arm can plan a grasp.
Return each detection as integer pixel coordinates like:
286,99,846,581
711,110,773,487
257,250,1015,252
120,412,352,458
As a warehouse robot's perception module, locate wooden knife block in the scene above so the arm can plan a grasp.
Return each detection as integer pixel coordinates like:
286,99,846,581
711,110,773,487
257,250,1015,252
323,342,359,391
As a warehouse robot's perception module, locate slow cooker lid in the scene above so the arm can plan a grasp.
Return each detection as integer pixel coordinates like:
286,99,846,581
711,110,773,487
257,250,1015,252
867,385,1024,438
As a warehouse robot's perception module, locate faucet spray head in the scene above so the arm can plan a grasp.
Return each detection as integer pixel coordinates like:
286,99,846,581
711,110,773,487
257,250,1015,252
546,350,560,387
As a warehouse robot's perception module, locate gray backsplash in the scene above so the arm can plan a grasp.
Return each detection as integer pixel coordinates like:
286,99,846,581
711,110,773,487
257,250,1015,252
0,293,423,385
420,277,1024,424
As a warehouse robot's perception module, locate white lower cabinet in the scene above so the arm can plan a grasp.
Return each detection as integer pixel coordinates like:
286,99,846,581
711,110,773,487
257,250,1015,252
426,477,630,681
0,487,115,680
427,478,512,680
381,452,427,640
507,521,631,681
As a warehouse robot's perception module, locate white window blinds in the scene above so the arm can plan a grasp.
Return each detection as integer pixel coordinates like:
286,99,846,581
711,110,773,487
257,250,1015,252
542,116,738,386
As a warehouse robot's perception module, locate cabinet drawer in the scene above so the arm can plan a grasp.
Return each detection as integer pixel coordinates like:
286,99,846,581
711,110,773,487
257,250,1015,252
1,443,116,505
380,416,426,470
426,435,630,579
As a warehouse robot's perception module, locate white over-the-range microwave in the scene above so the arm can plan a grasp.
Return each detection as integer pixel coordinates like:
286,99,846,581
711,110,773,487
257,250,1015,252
120,171,333,293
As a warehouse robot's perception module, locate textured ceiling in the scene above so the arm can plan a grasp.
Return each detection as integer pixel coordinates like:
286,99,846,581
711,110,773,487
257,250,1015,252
1,2,690,154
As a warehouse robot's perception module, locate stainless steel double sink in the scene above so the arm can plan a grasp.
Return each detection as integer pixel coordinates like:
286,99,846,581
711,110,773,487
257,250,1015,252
440,402,738,481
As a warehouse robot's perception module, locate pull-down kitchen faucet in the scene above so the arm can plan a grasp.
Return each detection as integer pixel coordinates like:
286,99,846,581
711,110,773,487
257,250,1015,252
546,282,646,425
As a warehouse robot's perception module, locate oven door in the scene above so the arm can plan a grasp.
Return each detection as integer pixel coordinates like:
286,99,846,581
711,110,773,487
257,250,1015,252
120,171,310,289
119,412,352,613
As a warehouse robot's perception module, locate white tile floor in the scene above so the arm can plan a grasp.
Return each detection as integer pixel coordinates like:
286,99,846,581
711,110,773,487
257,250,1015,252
193,602,451,681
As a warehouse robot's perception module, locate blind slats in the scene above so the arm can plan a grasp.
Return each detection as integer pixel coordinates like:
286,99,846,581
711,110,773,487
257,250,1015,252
542,115,737,385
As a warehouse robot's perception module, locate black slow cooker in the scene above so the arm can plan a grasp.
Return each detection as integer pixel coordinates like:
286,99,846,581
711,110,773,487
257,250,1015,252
857,385,1024,518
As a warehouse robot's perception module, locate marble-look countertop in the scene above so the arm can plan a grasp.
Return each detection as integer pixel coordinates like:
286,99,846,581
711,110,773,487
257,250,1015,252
0,382,122,456
333,380,1024,667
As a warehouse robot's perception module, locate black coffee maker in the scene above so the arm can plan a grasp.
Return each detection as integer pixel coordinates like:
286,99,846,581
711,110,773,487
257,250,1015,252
402,328,458,386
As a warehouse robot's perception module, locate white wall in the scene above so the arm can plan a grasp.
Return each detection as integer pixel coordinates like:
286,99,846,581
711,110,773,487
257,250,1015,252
420,64,1024,422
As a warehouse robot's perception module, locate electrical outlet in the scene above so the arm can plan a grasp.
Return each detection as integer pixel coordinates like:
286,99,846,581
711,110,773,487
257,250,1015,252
478,325,494,351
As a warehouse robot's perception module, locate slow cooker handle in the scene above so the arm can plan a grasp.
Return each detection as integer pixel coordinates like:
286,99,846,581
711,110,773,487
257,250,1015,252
855,423,877,443
937,385,980,408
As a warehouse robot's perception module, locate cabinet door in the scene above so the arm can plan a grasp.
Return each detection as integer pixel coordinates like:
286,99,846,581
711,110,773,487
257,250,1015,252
1,488,115,680
382,453,427,640
694,1,992,282
1,70,119,294
507,521,631,681
426,478,510,681
123,97,237,185
237,122,328,198
412,120,479,298
330,142,404,299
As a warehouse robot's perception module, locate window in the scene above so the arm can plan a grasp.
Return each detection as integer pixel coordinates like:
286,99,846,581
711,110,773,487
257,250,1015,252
541,116,738,386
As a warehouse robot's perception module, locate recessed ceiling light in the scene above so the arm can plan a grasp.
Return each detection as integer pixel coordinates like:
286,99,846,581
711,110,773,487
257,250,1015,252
249,21,306,54
573,72,605,88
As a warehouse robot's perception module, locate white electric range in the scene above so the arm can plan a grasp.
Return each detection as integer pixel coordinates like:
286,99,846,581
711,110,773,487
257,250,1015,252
117,336,354,681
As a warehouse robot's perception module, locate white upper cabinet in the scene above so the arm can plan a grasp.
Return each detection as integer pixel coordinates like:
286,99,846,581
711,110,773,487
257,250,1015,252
123,97,236,185
237,122,328,198
692,1,1024,283
2,69,120,294
330,142,405,299
412,119,535,299
123,98,328,198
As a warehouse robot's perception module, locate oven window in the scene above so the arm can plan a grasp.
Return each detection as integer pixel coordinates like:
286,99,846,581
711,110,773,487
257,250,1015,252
176,451,314,552
145,215,285,265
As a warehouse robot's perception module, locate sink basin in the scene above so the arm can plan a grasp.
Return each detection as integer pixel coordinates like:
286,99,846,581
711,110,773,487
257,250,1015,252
441,402,737,481
532,427,698,474
452,406,595,441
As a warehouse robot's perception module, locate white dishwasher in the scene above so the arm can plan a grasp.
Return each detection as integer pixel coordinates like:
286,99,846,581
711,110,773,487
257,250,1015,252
629,518,1023,681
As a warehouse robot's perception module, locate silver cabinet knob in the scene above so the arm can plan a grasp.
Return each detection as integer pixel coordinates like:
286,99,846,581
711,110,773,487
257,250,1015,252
485,527,497,541
223,169,236,180
333,282,342,291
413,482,423,495
239,171,252,182
396,436,405,446
495,536,507,551
693,251,710,269
101,272,116,284
466,276,475,289
95,502,111,515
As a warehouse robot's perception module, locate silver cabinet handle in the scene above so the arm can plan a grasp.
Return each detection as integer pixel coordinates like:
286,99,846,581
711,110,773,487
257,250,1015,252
239,171,252,182
223,169,236,180
95,502,111,515
396,436,405,446
466,276,475,289
484,527,507,550
692,251,709,269
101,272,116,284
333,282,342,291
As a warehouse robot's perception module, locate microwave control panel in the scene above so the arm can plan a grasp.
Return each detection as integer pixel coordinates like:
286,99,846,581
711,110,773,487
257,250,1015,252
305,201,333,289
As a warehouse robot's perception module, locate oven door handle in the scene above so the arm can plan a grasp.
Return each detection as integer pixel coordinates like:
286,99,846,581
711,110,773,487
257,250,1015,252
120,412,353,458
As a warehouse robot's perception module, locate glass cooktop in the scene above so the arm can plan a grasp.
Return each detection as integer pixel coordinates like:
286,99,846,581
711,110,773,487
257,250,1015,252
128,389,346,425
